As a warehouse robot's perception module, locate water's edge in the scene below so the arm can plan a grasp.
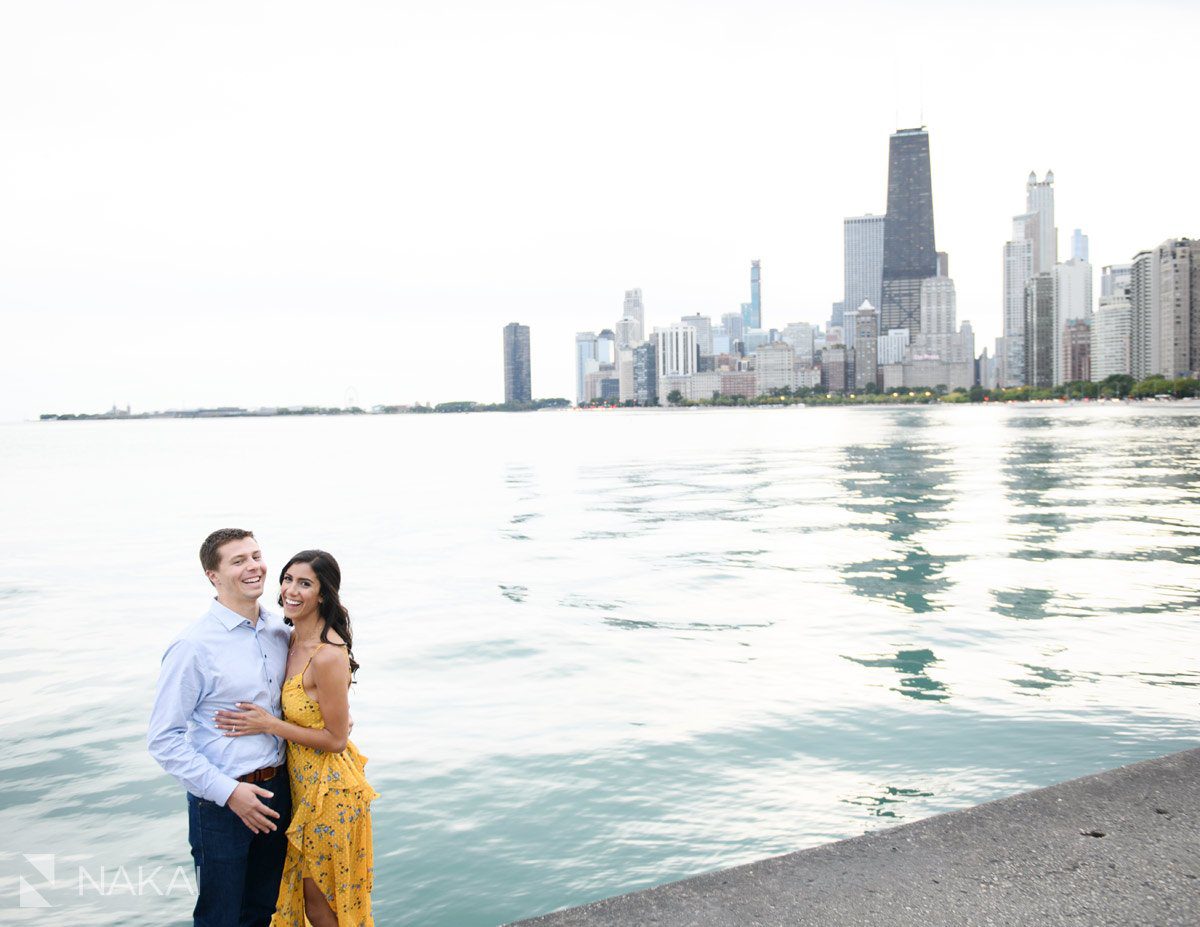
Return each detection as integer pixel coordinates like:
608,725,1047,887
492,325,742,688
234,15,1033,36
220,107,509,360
512,746,1200,927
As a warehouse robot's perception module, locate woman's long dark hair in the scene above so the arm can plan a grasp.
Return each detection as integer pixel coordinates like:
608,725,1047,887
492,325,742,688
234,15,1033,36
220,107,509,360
278,549,360,679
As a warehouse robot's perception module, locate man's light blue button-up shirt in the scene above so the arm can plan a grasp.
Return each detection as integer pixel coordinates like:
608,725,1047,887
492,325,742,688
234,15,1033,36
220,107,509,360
147,599,291,806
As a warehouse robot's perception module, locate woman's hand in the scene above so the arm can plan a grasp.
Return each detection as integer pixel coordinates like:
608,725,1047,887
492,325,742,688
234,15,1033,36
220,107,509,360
214,703,280,737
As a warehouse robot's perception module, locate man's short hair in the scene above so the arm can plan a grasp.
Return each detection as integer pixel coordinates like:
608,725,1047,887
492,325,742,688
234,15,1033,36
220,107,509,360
200,528,256,573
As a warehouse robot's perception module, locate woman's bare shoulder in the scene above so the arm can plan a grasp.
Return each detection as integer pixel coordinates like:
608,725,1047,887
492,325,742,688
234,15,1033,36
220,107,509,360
315,633,349,665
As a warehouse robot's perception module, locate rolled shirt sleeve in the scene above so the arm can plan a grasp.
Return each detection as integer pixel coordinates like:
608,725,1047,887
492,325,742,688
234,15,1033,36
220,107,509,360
147,638,239,806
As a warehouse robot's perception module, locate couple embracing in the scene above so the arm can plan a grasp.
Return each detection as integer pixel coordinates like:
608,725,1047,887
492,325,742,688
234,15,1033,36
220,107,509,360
148,529,377,926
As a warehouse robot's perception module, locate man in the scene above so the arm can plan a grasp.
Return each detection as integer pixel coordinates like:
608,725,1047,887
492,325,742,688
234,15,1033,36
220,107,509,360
148,528,292,927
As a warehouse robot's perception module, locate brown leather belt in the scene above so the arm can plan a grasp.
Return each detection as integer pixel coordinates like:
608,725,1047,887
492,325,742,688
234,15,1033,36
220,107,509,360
237,764,283,784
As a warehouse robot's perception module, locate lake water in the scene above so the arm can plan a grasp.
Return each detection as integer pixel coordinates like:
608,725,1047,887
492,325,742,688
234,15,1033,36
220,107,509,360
1,404,1197,925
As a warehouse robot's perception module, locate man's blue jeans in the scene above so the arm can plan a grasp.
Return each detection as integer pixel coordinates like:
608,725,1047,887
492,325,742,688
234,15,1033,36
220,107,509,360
187,771,292,927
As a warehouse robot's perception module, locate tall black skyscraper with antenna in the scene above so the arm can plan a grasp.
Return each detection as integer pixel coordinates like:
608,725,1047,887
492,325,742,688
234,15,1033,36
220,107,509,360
880,127,936,335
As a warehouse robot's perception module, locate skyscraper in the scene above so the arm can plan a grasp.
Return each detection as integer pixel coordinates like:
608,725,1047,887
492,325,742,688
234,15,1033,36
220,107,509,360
1002,171,1056,385
574,332,598,405
503,322,531,404
1130,250,1159,380
919,278,957,336
841,304,859,349
721,311,744,346
1072,228,1089,262
1064,319,1092,383
596,329,616,365
1001,236,1034,386
844,215,885,317
749,260,761,329
1101,264,1132,299
880,127,937,335
652,321,700,401
633,342,658,406
853,302,879,391
622,289,645,343
681,314,714,356
740,261,762,331
1024,273,1056,388
654,323,698,377
1091,294,1132,381
1053,256,1093,384
1025,171,1058,273
614,317,641,350
1158,238,1200,379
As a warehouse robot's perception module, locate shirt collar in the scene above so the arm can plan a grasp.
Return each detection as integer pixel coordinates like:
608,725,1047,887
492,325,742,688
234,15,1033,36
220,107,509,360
208,598,270,631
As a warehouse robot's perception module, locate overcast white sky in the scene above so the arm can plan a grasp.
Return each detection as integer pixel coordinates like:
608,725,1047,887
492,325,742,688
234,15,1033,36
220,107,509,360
2,0,1197,419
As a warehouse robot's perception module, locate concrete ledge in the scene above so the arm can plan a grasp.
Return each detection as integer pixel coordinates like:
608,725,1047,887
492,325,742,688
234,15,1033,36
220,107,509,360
510,748,1200,927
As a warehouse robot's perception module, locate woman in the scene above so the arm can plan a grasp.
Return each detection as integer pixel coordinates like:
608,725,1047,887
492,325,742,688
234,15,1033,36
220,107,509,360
216,550,377,927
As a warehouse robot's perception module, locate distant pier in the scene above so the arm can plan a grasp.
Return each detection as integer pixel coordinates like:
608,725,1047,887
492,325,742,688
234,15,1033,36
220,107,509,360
510,747,1199,927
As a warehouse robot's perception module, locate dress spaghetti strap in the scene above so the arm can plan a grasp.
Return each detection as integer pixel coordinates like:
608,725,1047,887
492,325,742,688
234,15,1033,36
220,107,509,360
300,642,326,675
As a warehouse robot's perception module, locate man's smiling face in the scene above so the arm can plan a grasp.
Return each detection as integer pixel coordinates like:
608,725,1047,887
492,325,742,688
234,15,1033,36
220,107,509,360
207,536,266,604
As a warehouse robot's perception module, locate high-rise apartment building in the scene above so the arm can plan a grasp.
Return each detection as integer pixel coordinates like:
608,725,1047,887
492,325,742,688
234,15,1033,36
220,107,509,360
617,349,636,403
1002,236,1034,386
755,342,796,394
1024,273,1056,388
1064,319,1091,383
880,127,937,335
654,323,698,378
1130,250,1159,380
1091,294,1132,381
853,303,879,391
918,277,957,336
844,214,885,316
633,342,658,406
502,322,532,404
1158,239,1200,379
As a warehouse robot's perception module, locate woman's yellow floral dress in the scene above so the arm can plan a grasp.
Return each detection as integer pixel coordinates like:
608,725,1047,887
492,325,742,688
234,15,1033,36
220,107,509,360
271,644,378,927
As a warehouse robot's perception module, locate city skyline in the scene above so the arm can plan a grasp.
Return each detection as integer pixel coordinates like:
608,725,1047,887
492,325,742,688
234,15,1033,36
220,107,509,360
569,114,1195,406
3,1,1198,420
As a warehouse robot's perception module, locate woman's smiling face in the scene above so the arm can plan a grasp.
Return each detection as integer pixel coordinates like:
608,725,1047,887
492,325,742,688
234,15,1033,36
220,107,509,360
280,561,321,623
